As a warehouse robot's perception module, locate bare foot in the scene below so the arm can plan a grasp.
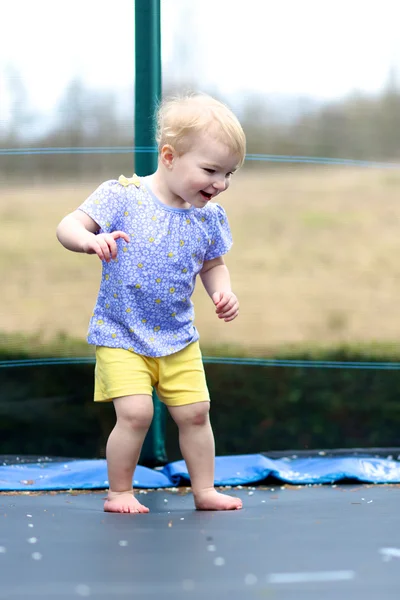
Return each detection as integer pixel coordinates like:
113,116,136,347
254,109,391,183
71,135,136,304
104,490,150,514
194,488,243,511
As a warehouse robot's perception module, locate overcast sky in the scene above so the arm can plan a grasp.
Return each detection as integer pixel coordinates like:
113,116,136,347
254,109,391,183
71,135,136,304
1,0,400,120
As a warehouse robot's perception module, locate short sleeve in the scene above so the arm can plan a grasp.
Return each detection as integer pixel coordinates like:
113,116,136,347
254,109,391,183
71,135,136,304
204,204,233,261
78,180,127,233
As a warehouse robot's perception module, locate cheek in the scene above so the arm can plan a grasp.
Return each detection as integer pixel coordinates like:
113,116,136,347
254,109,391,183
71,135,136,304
190,173,207,188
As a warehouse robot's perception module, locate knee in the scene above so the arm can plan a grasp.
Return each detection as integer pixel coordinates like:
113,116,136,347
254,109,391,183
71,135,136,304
174,402,210,428
117,404,154,431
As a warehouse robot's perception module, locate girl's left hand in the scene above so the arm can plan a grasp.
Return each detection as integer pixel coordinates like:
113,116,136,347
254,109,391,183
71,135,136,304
212,291,239,322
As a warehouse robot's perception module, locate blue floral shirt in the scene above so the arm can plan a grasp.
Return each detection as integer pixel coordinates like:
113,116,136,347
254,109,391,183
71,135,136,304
78,174,233,357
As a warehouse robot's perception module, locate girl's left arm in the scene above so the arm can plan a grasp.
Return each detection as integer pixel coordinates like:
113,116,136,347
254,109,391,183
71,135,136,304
200,257,239,322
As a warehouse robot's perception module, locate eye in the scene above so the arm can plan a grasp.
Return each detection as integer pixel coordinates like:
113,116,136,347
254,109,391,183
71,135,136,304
204,168,215,174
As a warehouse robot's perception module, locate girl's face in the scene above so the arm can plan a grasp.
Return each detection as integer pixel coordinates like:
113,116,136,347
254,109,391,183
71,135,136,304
162,133,240,209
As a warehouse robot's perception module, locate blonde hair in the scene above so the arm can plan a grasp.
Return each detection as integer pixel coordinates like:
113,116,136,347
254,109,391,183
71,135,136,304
155,93,246,166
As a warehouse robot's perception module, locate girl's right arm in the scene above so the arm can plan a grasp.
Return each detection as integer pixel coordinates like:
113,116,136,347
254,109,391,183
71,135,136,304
56,210,130,263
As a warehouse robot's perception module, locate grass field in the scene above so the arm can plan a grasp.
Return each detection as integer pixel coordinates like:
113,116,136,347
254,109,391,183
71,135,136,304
2,167,400,353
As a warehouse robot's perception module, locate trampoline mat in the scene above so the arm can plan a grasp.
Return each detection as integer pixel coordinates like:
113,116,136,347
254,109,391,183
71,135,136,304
1,484,400,599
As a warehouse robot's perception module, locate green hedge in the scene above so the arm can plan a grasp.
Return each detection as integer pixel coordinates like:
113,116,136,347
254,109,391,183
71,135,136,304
206,361,400,457
1,333,400,463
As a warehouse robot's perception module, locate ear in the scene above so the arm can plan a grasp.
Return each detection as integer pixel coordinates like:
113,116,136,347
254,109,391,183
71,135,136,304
160,144,176,169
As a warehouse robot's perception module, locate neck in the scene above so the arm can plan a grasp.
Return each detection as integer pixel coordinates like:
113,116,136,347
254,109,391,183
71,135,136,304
148,168,190,210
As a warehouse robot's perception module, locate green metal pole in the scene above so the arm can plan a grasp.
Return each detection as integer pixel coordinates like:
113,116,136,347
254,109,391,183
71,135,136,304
135,0,161,176
134,0,167,466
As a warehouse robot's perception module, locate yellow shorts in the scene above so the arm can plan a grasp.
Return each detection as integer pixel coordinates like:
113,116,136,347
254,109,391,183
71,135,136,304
94,341,210,406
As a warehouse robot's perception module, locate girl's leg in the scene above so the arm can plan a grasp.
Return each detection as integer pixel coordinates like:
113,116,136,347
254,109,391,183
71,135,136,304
168,402,242,510
104,393,154,514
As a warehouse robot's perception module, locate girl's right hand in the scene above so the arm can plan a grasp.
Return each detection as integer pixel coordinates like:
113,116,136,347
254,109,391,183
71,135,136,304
83,231,130,262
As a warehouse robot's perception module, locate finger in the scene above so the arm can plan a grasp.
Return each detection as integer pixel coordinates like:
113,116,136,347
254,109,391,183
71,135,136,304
106,237,119,260
216,302,232,315
220,306,239,321
218,305,238,319
97,239,112,262
218,300,239,316
93,246,106,262
223,312,239,322
111,230,130,243
212,291,221,305
216,297,237,314
86,242,105,261
215,293,231,310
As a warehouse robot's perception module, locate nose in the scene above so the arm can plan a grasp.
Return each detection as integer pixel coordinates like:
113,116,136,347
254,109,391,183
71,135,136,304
213,177,228,192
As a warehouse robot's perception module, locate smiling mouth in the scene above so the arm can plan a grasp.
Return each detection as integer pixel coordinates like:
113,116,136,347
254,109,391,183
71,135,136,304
200,191,212,200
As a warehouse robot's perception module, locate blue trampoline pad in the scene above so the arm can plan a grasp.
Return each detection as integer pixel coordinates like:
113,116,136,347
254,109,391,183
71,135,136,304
1,452,400,491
